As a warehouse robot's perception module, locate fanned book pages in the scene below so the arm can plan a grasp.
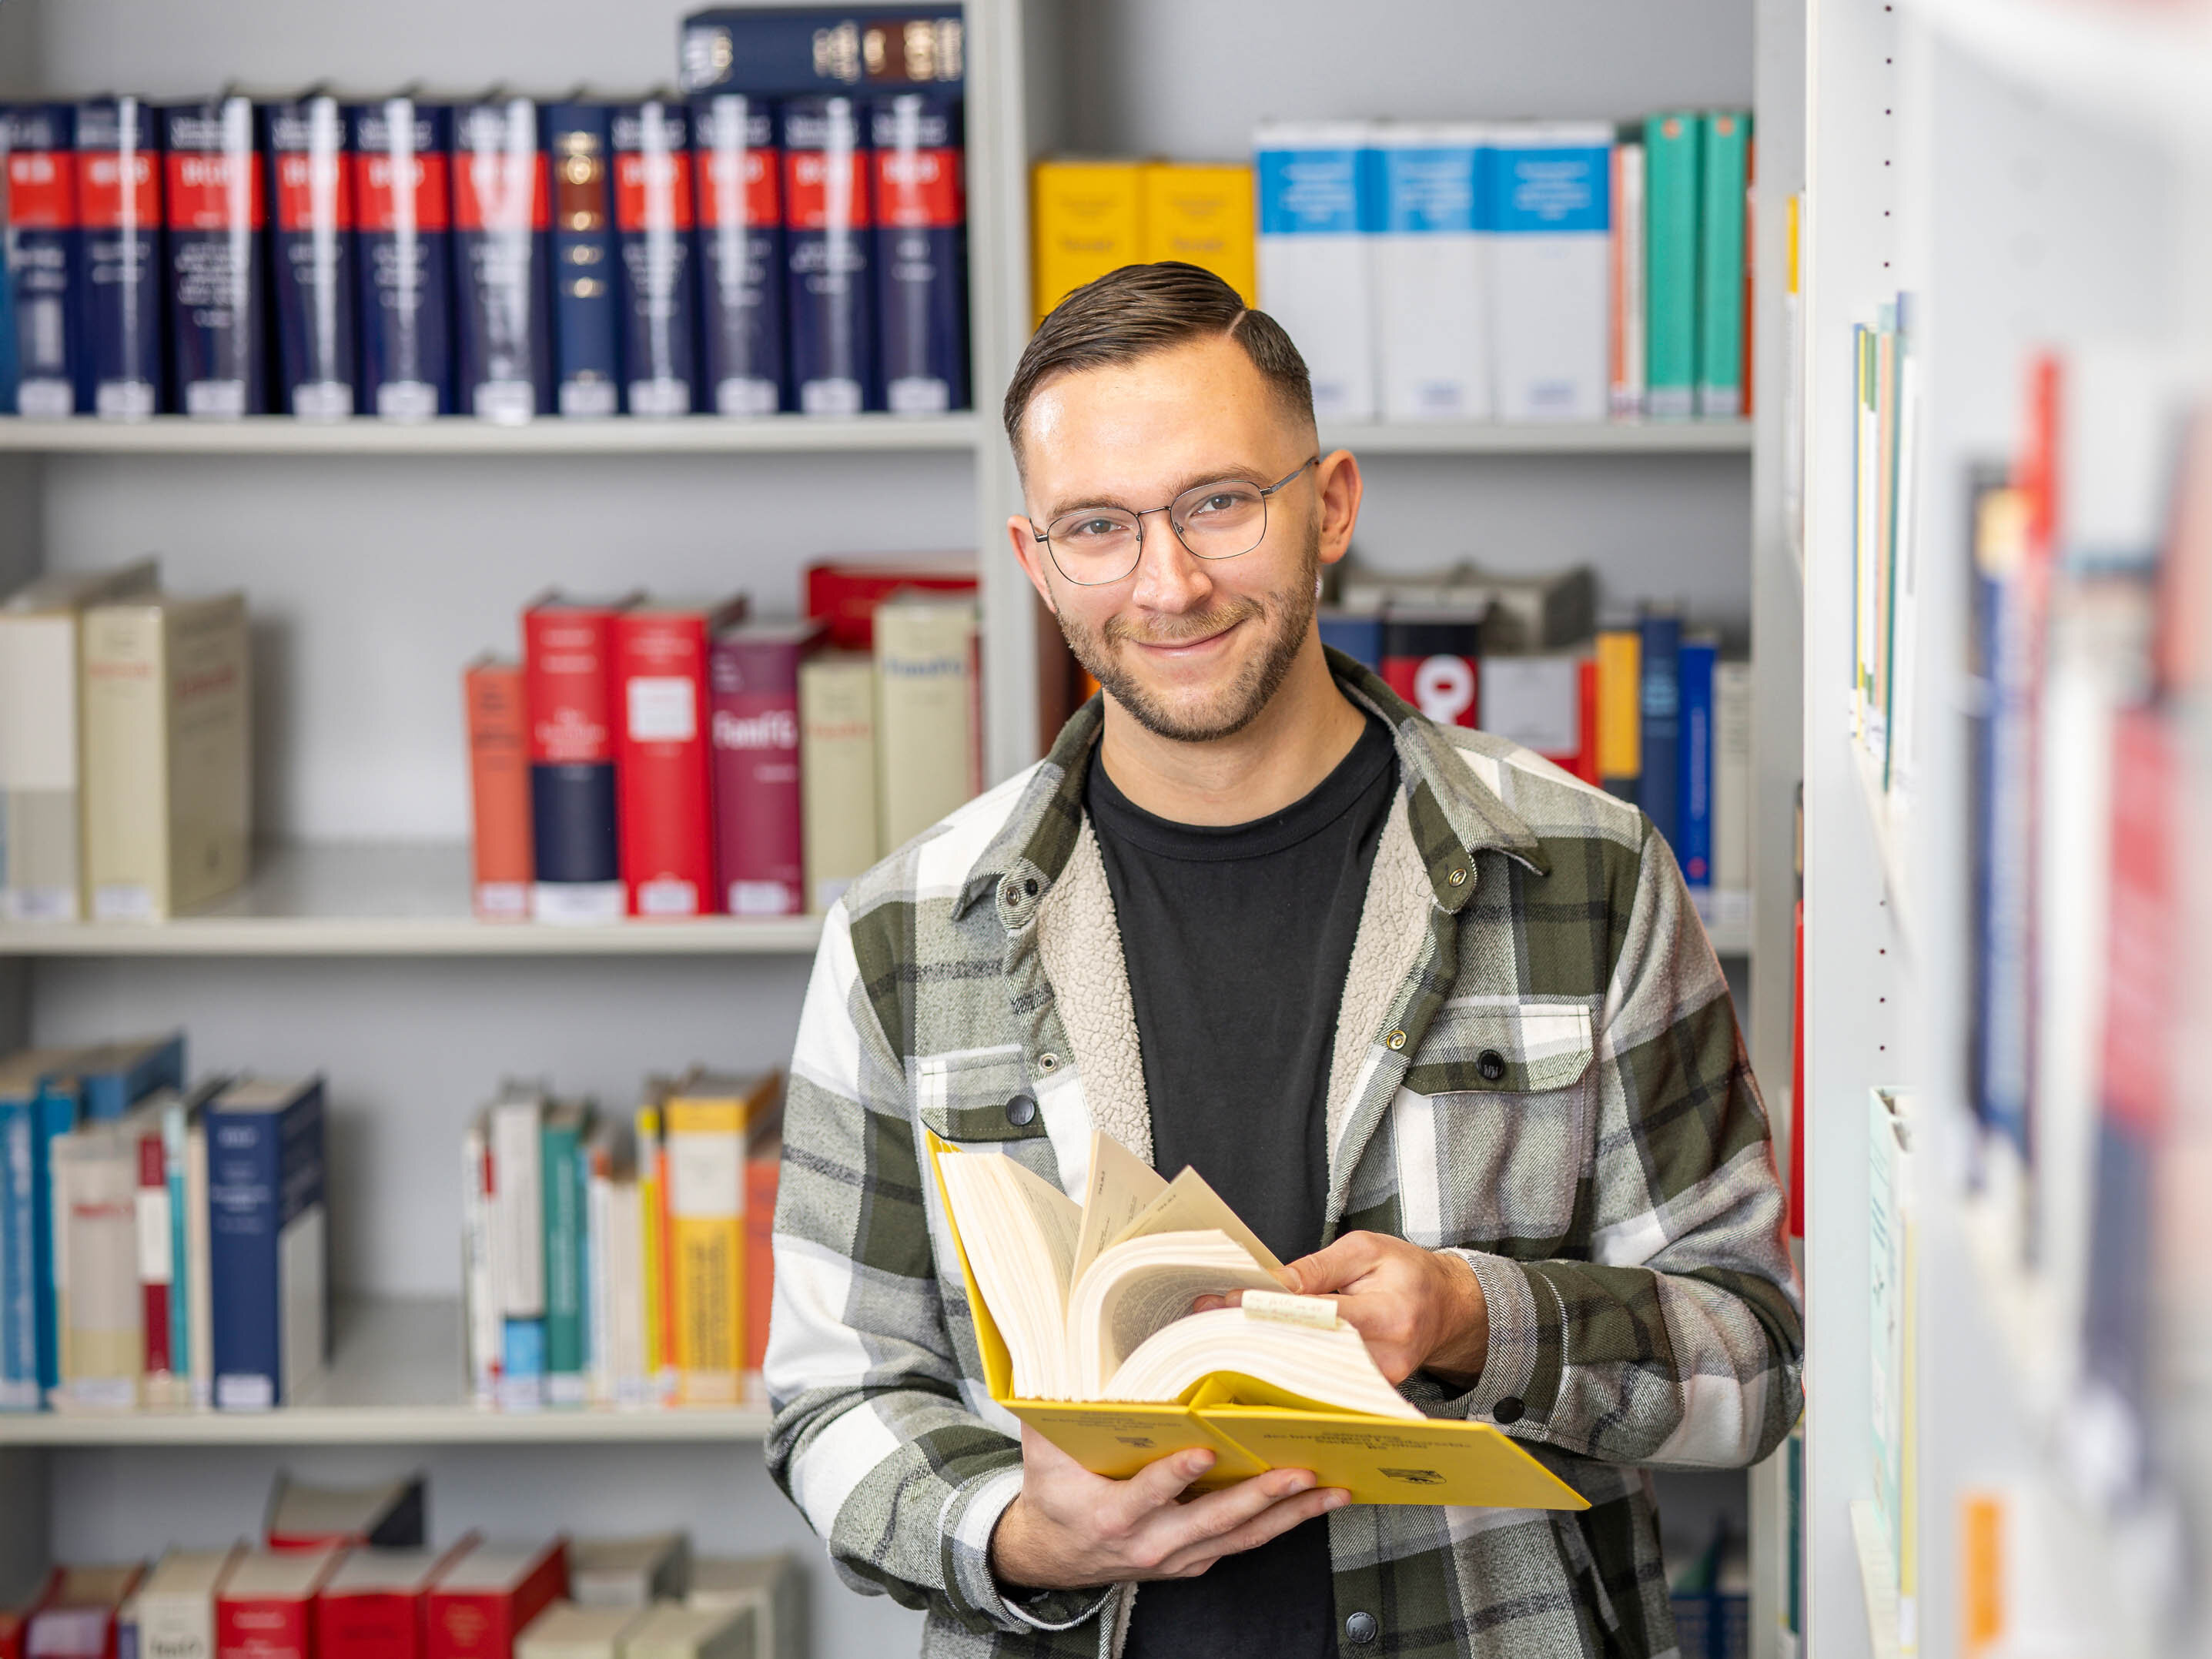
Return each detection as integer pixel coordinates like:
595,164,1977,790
929,1130,1588,1511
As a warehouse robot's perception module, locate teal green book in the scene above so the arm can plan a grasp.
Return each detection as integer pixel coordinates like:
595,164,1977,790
1643,112,1702,420
1697,111,1751,418
540,1101,590,1403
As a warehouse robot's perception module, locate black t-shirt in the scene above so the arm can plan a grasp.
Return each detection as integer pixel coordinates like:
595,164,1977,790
1083,713,1397,1659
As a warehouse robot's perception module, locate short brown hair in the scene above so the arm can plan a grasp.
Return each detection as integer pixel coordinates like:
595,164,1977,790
1002,262,1314,472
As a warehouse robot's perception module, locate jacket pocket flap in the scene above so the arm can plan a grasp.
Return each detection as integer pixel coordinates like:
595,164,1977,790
915,1046,1047,1143
1401,1004,1595,1095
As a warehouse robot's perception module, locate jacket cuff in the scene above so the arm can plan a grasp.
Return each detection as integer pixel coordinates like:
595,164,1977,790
1446,1249,1544,1427
939,1463,1116,1634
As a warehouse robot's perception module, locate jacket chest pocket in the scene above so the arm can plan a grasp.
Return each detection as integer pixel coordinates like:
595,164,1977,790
1391,1004,1594,1252
915,1046,1051,1146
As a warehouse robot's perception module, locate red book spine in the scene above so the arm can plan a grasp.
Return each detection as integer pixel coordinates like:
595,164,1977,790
1574,655,1600,784
217,1594,316,1659
463,659,532,921
316,1594,421,1659
744,1152,778,1372
614,612,716,918
424,1550,564,1659
802,564,976,651
522,600,627,915
137,1128,172,1376
708,634,807,917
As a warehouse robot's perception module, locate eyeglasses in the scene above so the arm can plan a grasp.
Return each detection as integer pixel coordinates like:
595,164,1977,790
1029,456,1320,587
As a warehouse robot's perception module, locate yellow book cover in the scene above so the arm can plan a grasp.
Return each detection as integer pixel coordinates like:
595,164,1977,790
636,1095,670,1394
1139,162,1255,303
1032,159,1143,326
1595,627,1642,784
928,1130,1586,1510
665,1070,779,1404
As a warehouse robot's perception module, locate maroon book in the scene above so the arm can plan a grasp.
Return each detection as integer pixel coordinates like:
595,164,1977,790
710,619,825,916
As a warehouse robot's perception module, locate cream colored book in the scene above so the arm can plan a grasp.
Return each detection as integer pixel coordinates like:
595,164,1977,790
620,1604,753,1659
81,590,250,921
796,651,878,912
567,1531,689,1607
872,595,979,851
688,1555,801,1659
136,1546,246,1659
517,1601,650,1659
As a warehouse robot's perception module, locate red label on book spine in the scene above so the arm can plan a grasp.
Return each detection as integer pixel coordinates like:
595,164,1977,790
452,151,549,232
423,1547,564,1659
696,145,779,228
317,1593,423,1659
872,147,959,228
6,151,74,229
217,1595,314,1659
164,150,265,231
77,149,159,229
524,609,621,766
614,150,695,232
783,147,872,231
273,151,353,232
137,1129,171,1375
350,152,451,232
710,632,811,918
615,611,718,918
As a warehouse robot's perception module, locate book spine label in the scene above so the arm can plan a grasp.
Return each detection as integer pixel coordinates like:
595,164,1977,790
0,1101,34,1406
1254,128,1374,420
1638,614,1683,849
544,104,622,418
137,1128,172,1377
611,102,699,417
348,101,453,419
452,102,554,421
162,99,266,417
139,1591,219,1659
216,1594,311,1659
316,1594,419,1659
781,97,876,415
693,95,785,416
524,606,623,920
677,9,966,98
667,1100,745,1403
1139,161,1256,303
1697,112,1750,418
463,661,532,920
614,612,714,918
709,637,806,916
1487,128,1611,422
1380,619,1481,728
4,104,82,416
869,92,965,415
75,99,163,416
1641,112,1701,420
1029,158,1140,326
263,97,359,418
1677,640,1716,888
1370,131,1487,421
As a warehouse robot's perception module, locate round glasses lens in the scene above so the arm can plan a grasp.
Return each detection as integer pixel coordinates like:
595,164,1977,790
1173,482,1267,558
1046,511,1143,583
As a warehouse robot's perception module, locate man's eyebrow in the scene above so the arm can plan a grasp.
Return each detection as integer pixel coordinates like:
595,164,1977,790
1038,465,1275,523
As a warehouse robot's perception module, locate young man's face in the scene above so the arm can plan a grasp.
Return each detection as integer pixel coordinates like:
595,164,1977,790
1009,336,1352,744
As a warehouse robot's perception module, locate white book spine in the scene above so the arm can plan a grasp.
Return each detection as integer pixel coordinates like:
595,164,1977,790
1488,122,1613,423
0,614,84,921
1255,122,1375,422
490,1099,546,1316
873,601,980,851
138,1590,221,1659
461,1121,500,1403
186,1121,212,1407
1370,123,1489,422
1611,142,1647,418
1712,662,1754,925
585,1156,616,1405
607,1179,650,1405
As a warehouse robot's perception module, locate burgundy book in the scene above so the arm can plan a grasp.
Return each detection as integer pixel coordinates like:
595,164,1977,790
709,619,824,917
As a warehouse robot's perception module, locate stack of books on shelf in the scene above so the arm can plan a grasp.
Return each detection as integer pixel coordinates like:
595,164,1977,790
0,559,253,925
1320,564,1751,930
2,1472,805,1659
0,1035,329,1416
463,1069,781,1413
1035,110,1752,426
466,557,979,925
0,7,968,424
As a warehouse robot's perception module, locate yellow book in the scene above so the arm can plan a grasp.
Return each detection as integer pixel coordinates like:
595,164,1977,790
1139,162,1255,303
929,1129,1587,1510
664,1069,779,1405
1595,627,1642,787
1032,159,1143,326
636,1093,670,1396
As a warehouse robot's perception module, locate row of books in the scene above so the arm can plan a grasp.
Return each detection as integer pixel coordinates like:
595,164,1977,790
1320,565,1752,922
5,1474,801,1659
0,1035,328,1414
0,84,966,423
0,560,253,924
465,558,979,925
462,1069,780,1412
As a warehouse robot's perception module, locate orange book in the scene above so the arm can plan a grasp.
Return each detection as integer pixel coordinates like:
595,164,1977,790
664,1068,779,1404
744,1109,782,1374
463,657,531,921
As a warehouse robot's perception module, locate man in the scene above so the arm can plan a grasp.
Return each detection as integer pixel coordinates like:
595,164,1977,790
766,262,1802,1658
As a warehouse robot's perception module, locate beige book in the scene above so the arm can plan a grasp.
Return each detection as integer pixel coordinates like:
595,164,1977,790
872,594,979,851
688,1556,801,1659
796,652,878,913
567,1532,689,1607
81,590,250,921
518,1603,651,1659
51,1105,164,1407
0,557,159,921
620,1604,754,1659
136,1544,248,1659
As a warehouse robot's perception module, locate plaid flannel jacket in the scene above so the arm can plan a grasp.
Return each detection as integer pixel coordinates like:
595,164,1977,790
765,652,1804,1659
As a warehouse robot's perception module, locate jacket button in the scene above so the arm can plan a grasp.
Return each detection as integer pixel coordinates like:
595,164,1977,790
1386,1029,1407,1052
1447,866,1467,886
1494,1395,1525,1425
1023,876,1040,896
1005,1093,1039,1129
1344,1611,1377,1644
1477,1049,1507,1082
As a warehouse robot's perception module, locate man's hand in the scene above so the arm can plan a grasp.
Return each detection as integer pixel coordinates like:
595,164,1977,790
989,1424,1350,1592
1197,1233,1489,1386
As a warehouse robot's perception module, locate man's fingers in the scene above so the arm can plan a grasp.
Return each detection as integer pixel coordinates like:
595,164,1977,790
1283,1232,1382,1296
1156,1487,1350,1577
1156,1467,1317,1560
1118,1446,1216,1517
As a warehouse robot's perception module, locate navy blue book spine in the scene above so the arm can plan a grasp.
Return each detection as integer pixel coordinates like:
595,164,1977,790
692,94,784,414
452,99,555,421
3,104,82,416
1638,612,1683,854
161,97,268,416
1676,637,1715,889
75,97,163,417
262,95,357,417
611,99,701,416
543,101,622,417
678,9,966,96
347,99,453,420
869,92,965,413
781,95,877,414
1317,613,1384,670
208,1082,326,1410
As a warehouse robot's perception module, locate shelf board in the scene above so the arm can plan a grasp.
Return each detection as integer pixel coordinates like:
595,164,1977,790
0,844,822,958
0,1297,770,1445
0,413,979,457
1850,739,1919,957
1319,419,1752,456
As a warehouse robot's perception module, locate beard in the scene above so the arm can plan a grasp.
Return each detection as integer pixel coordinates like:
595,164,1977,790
1053,522,1321,744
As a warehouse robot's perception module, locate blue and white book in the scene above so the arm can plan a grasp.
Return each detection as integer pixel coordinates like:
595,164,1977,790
206,1075,327,1410
1486,122,1612,422
611,99,701,418
1368,122,1488,421
781,95,877,415
542,100,622,417
693,93,785,415
3,103,82,417
1638,610,1683,854
1675,634,1717,891
72,1030,183,1122
1254,121,1374,421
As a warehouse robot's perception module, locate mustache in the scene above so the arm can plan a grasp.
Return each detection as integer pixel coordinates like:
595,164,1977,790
1102,597,1263,648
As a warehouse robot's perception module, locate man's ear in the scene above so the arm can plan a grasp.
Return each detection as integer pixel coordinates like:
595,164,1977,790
1007,515,1061,616
1313,449,1364,568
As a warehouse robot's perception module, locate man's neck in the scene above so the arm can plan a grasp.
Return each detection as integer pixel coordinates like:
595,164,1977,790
1096,638,1370,827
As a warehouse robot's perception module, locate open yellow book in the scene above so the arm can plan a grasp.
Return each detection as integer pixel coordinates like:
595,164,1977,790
929,1129,1586,1510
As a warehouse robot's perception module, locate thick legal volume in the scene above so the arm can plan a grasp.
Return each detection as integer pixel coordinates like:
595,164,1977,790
708,619,821,917
1253,122,1374,420
453,97,555,422
796,652,877,914
611,99,701,417
524,593,636,924
1380,614,1482,729
75,97,163,418
347,97,453,420
542,102,621,417
216,1549,344,1659
425,1541,567,1659
262,92,358,419
678,9,965,98
1369,122,1487,421
162,96,266,417
691,93,785,415
1487,122,1612,423
613,597,746,918
463,656,531,920
781,95,876,414
205,1076,327,1410
2,105,82,416
869,92,965,414
1637,609,1684,848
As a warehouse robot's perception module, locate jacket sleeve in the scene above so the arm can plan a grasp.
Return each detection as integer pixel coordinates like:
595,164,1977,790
762,898,1112,1636
1440,822,1805,1468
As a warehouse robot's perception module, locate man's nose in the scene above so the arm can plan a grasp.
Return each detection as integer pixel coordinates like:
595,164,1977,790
1126,510,1214,612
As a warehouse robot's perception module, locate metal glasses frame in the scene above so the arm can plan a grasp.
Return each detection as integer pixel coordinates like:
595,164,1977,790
1028,455,1320,586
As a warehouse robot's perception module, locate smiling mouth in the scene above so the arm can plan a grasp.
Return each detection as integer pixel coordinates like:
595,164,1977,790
1126,617,1245,655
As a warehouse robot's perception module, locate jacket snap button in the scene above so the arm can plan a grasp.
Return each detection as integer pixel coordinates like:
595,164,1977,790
1023,877,1040,896
1005,1093,1039,1128
1493,1394,1525,1425
1477,1049,1507,1082
1386,1029,1407,1052
1344,1611,1377,1644
1036,1052,1059,1072
1000,878,1021,906
1447,867,1467,886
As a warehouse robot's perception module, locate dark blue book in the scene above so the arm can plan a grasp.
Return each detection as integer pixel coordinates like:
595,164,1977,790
75,97,163,418
678,8,965,98
452,97,555,422
0,1061,60,1408
869,92,965,414
69,1031,184,1122
611,99,701,417
781,95,878,414
161,96,267,417
542,100,622,417
1638,610,1683,853
2,104,82,416
207,1075,327,1410
1676,636,1716,890
692,92,785,414
1317,610,1384,670
261,92,357,418
347,96,453,419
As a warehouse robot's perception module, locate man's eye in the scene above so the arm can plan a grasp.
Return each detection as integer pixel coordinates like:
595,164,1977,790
1188,493,1240,517
1067,517,1124,539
